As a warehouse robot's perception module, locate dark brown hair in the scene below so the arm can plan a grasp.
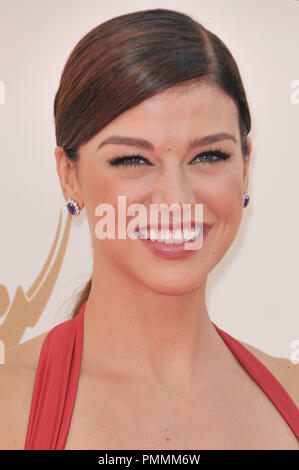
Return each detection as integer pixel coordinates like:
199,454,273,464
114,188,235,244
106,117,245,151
53,8,251,319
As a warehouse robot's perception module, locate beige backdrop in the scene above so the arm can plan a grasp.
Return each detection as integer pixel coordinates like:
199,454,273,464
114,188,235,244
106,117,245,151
0,0,298,360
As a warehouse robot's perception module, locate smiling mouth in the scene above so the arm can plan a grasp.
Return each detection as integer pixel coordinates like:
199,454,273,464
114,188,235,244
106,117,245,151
133,224,212,259
134,226,202,244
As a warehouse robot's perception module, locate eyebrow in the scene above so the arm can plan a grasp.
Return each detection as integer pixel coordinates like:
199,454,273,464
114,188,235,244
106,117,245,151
96,132,238,152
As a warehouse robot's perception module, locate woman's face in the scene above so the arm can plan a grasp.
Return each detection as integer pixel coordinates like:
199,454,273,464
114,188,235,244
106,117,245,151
56,83,251,295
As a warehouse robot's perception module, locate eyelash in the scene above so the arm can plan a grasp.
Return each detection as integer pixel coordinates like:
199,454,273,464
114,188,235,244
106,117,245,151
108,147,232,168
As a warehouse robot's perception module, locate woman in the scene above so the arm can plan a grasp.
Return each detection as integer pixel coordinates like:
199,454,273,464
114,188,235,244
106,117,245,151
1,8,298,450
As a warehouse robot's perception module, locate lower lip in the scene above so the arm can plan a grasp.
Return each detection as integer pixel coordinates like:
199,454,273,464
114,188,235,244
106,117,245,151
138,227,211,259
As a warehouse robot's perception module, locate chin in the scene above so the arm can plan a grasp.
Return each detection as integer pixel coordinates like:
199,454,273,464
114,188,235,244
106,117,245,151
134,270,207,296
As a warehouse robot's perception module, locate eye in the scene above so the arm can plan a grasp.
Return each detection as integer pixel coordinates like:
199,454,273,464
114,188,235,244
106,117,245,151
190,149,232,166
107,148,232,168
107,154,152,168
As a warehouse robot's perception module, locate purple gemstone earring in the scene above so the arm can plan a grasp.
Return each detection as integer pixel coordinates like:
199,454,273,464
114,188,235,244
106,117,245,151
243,192,250,208
66,198,80,216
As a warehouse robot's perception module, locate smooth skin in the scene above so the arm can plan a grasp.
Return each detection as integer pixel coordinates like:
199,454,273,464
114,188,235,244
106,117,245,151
1,83,298,449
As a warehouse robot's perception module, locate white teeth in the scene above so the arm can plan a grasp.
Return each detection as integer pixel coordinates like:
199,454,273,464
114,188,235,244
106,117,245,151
136,227,203,244
137,228,148,239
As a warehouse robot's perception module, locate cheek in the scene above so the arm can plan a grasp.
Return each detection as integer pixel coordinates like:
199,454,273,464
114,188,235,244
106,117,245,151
203,169,243,223
83,169,146,241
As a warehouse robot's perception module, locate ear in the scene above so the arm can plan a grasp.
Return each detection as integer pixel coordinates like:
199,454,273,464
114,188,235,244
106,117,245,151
242,136,252,193
54,146,83,207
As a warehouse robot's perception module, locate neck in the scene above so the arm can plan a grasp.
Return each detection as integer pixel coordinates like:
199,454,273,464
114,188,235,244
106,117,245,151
82,268,225,395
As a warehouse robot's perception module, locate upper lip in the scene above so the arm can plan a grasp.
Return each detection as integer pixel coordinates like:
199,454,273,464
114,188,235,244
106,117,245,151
137,222,213,232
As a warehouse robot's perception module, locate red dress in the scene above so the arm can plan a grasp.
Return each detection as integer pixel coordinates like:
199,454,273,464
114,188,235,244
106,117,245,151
24,301,299,449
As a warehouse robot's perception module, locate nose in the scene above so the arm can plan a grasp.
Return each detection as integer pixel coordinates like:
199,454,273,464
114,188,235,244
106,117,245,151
149,166,198,208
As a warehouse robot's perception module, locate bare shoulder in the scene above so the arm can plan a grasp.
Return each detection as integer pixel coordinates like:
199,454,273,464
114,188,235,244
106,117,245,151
239,340,299,407
0,330,49,449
